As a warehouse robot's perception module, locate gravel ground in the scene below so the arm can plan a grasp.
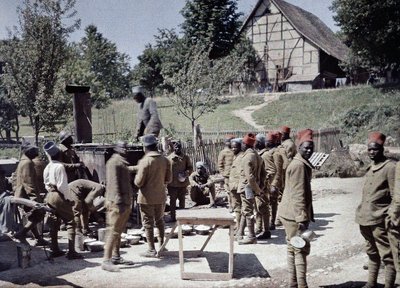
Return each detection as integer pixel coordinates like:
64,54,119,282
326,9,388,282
0,177,399,288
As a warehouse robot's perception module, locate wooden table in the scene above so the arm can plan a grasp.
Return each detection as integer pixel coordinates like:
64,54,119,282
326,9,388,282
158,208,235,281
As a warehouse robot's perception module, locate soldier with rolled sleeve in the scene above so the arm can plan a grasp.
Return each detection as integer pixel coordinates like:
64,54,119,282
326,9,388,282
43,141,83,260
355,132,397,288
278,129,315,288
102,141,133,272
134,134,172,257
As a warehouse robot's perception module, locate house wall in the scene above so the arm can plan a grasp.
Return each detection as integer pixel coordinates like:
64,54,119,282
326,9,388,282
244,0,320,85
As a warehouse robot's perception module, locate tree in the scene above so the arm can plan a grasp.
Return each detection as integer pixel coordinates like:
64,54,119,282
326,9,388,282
163,44,248,132
0,85,19,142
0,0,80,143
180,0,243,59
331,0,400,70
64,25,132,108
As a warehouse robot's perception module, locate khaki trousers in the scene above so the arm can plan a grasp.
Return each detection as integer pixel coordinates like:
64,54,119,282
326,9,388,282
103,203,131,260
240,192,254,217
167,187,186,221
388,226,400,272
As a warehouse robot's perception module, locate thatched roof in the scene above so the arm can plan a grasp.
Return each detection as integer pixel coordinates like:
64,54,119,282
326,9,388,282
241,0,349,61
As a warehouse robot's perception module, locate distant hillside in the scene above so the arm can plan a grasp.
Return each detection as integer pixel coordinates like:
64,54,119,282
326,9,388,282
253,85,400,145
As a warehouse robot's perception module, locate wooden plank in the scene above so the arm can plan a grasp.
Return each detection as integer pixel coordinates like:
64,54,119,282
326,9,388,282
200,225,218,252
178,222,185,275
157,223,177,256
229,224,234,275
181,272,233,281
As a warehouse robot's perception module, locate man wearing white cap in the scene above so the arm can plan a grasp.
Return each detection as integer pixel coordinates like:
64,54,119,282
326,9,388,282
132,86,163,141
135,134,171,257
188,162,216,207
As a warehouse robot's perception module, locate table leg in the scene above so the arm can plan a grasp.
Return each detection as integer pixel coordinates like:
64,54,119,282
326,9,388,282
178,222,184,276
228,224,234,275
199,225,217,253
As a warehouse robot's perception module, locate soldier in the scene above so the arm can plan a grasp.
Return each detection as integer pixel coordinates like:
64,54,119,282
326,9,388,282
133,86,163,140
238,133,265,245
228,138,245,239
134,134,172,257
13,144,48,246
43,141,83,260
217,135,235,211
278,129,314,288
254,133,272,240
355,132,397,288
270,131,283,230
69,179,106,235
275,126,297,228
167,141,193,222
389,162,400,273
102,141,134,272
188,162,216,207
59,130,85,183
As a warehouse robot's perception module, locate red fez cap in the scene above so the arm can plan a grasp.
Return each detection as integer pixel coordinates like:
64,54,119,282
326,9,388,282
280,126,291,134
266,131,278,144
368,131,386,146
297,129,313,146
243,133,256,147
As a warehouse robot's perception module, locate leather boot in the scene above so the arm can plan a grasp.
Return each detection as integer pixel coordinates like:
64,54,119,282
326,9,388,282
66,228,83,260
364,258,380,288
235,216,246,241
384,264,396,288
48,217,64,257
255,213,262,235
234,212,241,235
141,228,157,257
270,202,277,230
257,213,271,239
295,252,308,288
13,227,30,244
287,247,297,288
238,217,257,245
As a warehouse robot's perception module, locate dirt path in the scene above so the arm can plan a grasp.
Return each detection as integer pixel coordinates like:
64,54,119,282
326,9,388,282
1,177,399,287
232,94,280,130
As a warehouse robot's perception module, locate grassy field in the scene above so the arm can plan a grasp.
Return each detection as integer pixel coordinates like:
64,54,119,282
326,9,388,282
253,85,400,144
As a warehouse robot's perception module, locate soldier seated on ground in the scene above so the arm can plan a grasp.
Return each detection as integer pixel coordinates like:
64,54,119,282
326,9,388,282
188,162,216,208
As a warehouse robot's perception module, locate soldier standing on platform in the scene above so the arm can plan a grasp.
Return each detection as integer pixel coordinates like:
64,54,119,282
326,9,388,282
238,133,264,245
167,141,193,222
355,132,397,288
278,129,314,288
254,133,271,240
134,134,172,257
102,141,133,272
218,135,235,211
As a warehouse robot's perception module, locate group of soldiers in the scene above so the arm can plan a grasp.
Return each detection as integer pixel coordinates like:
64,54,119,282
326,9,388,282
5,85,400,287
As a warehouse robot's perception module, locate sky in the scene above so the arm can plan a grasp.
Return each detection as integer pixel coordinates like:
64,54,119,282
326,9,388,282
0,0,338,66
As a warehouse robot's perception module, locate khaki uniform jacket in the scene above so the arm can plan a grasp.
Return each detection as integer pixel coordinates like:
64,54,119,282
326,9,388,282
272,148,283,190
228,152,243,192
260,148,276,185
278,153,314,223
134,151,172,205
60,144,81,183
189,171,213,187
167,152,193,188
69,179,104,200
355,158,396,226
389,162,400,226
105,154,133,208
136,97,163,137
15,155,40,201
238,148,264,195
32,157,46,196
218,147,234,177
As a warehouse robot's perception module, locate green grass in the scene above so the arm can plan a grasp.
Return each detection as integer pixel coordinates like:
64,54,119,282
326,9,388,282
253,85,400,144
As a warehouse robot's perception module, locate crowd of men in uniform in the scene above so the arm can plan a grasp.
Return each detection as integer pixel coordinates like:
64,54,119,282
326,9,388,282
5,85,400,287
